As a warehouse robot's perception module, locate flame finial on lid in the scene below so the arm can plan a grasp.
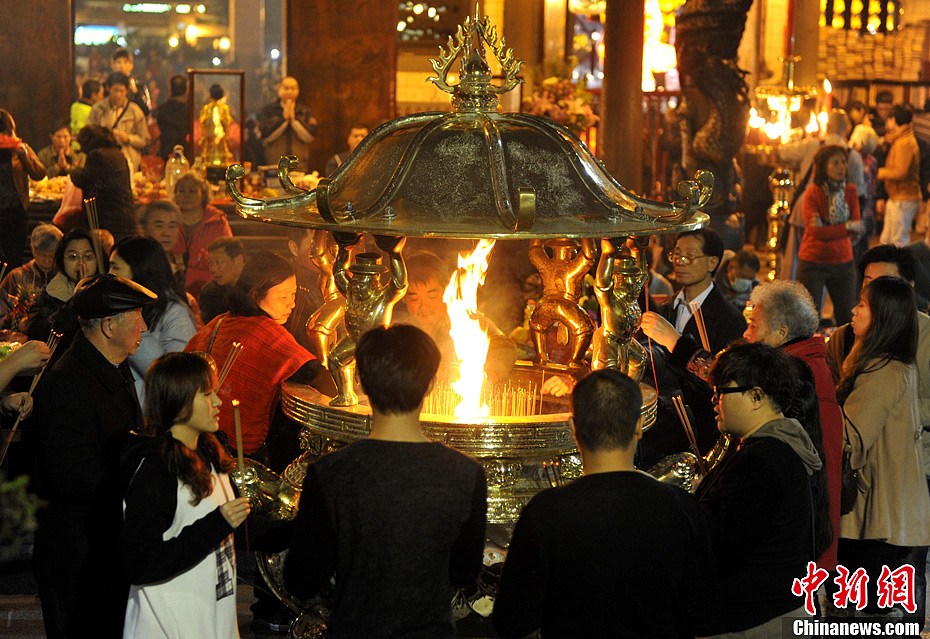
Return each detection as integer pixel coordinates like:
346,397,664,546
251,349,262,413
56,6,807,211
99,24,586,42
427,2,523,112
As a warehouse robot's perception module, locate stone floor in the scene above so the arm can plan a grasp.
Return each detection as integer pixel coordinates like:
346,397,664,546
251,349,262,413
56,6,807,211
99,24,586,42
0,561,498,638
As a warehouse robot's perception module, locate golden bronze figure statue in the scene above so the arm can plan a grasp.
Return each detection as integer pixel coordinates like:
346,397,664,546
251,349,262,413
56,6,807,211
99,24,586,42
528,238,596,368
198,84,234,167
305,230,349,368
328,234,407,407
592,238,648,381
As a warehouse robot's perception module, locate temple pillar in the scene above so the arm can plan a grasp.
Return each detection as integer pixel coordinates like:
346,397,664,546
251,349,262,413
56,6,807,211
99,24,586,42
601,0,645,192
793,0,820,86
0,0,72,146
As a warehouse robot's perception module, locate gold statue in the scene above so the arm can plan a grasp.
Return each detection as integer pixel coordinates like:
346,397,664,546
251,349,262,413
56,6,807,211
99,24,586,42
305,230,347,369
199,84,234,167
591,238,648,381
528,238,596,367
328,234,407,407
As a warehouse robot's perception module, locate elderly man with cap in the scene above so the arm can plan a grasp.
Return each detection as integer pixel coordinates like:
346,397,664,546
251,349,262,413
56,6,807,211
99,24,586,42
32,273,156,639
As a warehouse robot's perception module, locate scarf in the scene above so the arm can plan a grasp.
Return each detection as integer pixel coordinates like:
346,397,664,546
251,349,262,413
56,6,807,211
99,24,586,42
822,178,850,225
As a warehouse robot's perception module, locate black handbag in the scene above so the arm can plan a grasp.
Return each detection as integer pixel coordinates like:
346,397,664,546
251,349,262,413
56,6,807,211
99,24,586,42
841,410,862,515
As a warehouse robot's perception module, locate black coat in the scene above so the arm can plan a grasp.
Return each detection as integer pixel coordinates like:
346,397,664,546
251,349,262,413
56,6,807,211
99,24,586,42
657,284,747,356
32,332,143,637
638,285,747,466
70,146,136,239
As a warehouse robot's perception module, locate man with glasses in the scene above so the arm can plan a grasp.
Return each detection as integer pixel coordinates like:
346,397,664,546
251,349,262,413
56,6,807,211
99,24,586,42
637,229,747,465
656,228,746,356
696,342,824,636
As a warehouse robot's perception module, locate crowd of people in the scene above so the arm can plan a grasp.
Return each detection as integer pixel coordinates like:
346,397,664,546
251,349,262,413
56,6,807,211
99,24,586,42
2,55,930,638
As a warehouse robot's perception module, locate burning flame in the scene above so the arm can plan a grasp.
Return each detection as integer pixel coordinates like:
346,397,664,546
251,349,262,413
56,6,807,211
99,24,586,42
443,239,496,418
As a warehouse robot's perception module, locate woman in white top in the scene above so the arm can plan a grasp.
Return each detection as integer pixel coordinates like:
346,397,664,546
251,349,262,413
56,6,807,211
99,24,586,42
121,351,250,639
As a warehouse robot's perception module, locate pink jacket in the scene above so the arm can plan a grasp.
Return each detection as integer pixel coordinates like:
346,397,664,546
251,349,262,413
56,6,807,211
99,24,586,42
172,204,232,296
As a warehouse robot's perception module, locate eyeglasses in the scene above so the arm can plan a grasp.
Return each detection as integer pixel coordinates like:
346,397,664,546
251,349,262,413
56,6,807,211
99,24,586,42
667,251,709,266
64,251,96,263
712,385,754,404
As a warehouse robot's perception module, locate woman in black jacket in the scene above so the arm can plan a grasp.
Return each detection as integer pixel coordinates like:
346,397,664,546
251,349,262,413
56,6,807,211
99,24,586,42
70,124,136,239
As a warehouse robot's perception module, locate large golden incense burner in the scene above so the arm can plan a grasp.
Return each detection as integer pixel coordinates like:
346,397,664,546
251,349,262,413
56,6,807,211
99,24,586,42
227,7,711,524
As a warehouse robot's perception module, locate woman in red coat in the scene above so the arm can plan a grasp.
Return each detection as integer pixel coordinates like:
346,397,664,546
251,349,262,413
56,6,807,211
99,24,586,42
797,145,861,326
172,172,232,297
184,251,331,468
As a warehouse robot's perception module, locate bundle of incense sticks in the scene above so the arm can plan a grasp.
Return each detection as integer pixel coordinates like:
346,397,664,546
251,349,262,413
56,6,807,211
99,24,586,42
231,399,245,475
230,398,250,553
82,197,106,275
689,301,711,352
542,459,563,488
671,394,708,476
0,331,63,468
216,342,243,389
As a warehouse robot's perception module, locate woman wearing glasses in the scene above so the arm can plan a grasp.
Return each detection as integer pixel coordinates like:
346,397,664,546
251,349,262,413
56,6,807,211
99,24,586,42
25,227,109,352
835,275,930,616
696,342,827,636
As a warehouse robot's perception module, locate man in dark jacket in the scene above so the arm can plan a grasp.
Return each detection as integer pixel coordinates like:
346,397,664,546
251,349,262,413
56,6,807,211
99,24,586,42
154,74,189,160
32,274,156,638
638,228,746,462
494,369,714,638
258,76,318,170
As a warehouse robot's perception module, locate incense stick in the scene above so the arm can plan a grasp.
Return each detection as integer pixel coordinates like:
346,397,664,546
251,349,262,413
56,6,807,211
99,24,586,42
689,302,711,352
83,197,106,275
216,342,242,389
231,399,245,475
0,331,62,468
672,394,708,476
0,261,8,285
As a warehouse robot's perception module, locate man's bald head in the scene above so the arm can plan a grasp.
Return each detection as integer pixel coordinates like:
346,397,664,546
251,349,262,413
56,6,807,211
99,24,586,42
278,76,300,102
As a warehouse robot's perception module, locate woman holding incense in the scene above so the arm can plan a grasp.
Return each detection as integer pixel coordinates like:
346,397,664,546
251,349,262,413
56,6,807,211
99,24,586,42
121,351,250,639
796,144,861,326
109,235,197,404
184,251,332,472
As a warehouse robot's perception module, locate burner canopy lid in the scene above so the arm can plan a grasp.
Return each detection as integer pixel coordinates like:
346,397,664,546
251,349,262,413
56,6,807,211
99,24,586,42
227,7,711,239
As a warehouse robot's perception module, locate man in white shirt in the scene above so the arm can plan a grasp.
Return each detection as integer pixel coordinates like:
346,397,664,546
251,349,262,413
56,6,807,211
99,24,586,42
86,73,150,171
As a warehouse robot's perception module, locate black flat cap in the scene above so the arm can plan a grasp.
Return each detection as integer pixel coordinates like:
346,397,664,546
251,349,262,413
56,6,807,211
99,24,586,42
72,274,158,319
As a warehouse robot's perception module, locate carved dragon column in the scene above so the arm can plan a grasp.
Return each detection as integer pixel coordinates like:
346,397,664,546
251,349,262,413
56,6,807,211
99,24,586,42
674,0,754,240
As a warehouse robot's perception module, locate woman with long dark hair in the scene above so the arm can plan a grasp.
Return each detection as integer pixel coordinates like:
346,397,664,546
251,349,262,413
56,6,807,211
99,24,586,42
109,235,197,403
796,144,861,325
835,275,930,615
121,351,250,638
0,108,46,268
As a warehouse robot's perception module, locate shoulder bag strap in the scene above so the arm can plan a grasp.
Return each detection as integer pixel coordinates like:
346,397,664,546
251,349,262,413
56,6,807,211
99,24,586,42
206,313,228,355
